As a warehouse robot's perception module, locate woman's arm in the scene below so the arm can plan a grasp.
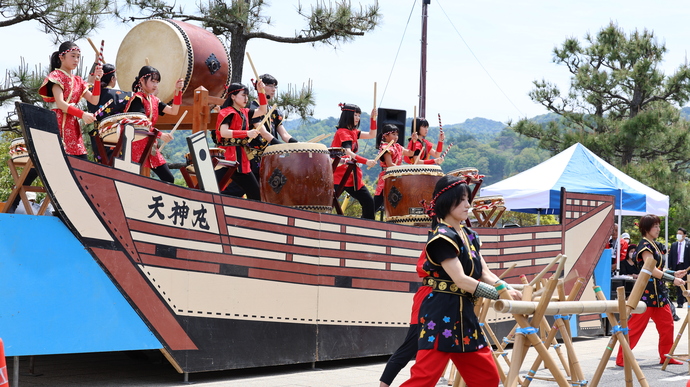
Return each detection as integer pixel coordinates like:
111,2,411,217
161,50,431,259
359,108,378,139
52,84,96,124
382,152,395,168
162,79,184,115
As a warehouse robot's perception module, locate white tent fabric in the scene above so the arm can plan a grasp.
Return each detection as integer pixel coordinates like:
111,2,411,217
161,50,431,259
480,143,669,216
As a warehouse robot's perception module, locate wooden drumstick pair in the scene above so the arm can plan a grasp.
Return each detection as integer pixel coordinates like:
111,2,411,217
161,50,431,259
368,139,395,169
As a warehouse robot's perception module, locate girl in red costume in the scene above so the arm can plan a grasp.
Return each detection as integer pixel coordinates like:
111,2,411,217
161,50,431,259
404,118,444,165
400,175,521,387
331,103,377,219
215,82,269,200
373,124,415,213
616,214,686,367
39,41,103,158
124,65,183,183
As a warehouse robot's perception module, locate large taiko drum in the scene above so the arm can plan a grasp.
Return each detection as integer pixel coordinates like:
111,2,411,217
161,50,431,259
260,143,333,213
9,137,29,165
116,19,231,104
98,113,151,145
383,164,445,226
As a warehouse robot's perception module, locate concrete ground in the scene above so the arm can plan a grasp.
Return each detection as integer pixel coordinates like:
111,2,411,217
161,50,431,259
6,306,690,386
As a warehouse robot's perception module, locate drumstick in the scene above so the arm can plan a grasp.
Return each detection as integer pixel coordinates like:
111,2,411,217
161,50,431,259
439,142,454,159
246,52,260,81
86,38,100,57
158,110,188,152
255,104,278,133
411,106,420,164
307,133,333,143
99,39,105,64
367,139,395,169
438,113,444,136
373,82,377,112
93,99,113,118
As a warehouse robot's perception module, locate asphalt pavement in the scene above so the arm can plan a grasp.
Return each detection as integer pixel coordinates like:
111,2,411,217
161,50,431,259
6,307,690,386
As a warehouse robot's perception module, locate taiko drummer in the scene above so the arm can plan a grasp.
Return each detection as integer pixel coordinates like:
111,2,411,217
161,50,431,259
404,117,444,165
86,63,131,162
214,82,270,200
373,124,415,212
123,65,183,183
331,103,378,219
38,41,104,158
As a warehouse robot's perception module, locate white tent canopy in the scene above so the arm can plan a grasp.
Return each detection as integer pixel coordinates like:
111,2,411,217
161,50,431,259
480,143,669,216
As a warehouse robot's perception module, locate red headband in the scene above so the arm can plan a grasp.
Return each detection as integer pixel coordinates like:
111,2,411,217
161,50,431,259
421,180,467,218
339,103,357,112
59,47,80,56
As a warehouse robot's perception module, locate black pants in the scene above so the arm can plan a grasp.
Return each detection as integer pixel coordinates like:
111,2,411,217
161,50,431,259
379,323,420,385
336,184,375,219
677,276,688,306
216,167,260,201
152,164,175,183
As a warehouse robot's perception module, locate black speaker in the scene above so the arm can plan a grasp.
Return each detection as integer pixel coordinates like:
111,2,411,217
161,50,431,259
376,107,407,148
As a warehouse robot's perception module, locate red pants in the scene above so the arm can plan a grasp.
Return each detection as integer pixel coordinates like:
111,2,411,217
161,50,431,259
616,304,674,366
400,346,498,387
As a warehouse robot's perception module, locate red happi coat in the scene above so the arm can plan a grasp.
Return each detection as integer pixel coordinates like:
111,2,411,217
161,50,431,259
124,92,167,168
215,106,256,174
331,118,377,190
38,69,89,156
404,138,434,164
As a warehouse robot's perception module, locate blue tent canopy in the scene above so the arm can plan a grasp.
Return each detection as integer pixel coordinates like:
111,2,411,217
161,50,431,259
480,143,669,216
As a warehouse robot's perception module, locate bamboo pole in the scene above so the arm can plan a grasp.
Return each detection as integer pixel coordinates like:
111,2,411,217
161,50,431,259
493,300,647,315
618,287,633,387
495,283,570,387
591,286,649,387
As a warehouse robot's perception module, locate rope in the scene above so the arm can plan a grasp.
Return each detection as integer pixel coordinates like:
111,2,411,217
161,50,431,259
379,0,417,107
435,0,525,117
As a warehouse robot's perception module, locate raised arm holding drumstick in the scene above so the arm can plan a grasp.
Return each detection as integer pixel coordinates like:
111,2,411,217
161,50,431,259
330,102,378,219
122,65,184,183
373,124,415,213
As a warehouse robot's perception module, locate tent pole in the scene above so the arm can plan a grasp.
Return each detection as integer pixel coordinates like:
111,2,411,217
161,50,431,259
665,216,668,269
537,209,541,225
616,189,622,273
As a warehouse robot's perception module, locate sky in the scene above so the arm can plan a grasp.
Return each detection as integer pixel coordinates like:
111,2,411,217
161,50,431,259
3,0,690,125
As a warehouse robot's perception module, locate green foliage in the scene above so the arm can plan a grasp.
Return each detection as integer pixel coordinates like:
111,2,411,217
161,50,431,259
2,0,111,43
513,22,690,231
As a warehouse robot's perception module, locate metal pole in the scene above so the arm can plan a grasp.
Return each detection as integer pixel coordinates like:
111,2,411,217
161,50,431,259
12,356,18,387
419,0,429,117
616,189,622,272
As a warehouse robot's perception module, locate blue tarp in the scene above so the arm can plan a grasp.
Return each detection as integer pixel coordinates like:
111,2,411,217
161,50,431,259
0,214,161,356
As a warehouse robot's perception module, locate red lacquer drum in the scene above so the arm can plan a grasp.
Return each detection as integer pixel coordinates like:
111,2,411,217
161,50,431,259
116,19,231,104
260,143,333,213
98,113,151,145
383,164,445,226
9,137,29,165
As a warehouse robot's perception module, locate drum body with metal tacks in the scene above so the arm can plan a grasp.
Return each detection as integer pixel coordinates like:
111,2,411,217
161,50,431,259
9,137,29,165
383,164,445,226
98,113,151,145
116,19,231,105
260,143,333,213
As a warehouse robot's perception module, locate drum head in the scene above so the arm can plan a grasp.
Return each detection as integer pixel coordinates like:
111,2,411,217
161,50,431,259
116,19,189,103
